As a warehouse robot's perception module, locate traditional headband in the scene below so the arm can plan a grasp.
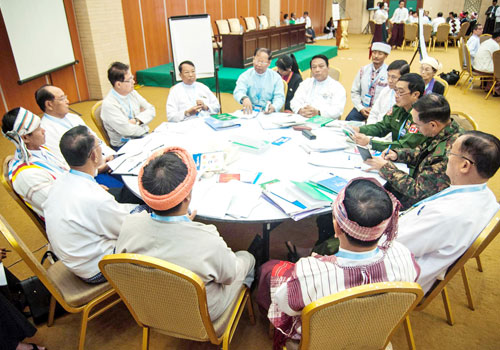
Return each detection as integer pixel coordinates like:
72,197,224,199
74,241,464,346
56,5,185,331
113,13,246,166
2,108,41,164
138,146,197,211
371,42,391,55
420,57,442,71
332,177,401,247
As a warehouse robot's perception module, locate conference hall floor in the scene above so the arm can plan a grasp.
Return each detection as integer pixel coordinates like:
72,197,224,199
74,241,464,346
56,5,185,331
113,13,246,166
1,34,499,349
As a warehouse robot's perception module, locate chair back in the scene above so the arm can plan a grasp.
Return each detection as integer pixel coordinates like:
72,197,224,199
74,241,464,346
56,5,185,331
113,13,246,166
457,38,466,69
258,15,269,29
423,24,432,43
228,18,241,34
1,156,46,237
90,101,110,147
404,23,417,41
493,50,500,81
329,66,341,81
463,42,473,75
451,111,478,131
434,76,449,97
480,34,491,43
215,19,230,35
244,17,256,31
99,253,219,343
457,21,470,40
471,209,500,260
299,282,423,350
435,23,451,42
369,20,376,34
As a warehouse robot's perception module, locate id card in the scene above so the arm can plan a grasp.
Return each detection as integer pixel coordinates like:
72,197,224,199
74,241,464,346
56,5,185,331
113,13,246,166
361,93,372,107
272,136,291,146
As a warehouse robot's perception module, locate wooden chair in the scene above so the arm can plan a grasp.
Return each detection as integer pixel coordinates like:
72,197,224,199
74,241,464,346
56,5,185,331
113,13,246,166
283,282,424,350
462,43,494,93
258,15,269,29
215,19,230,36
227,18,241,34
479,33,491,44
451,111,478,131
460,210,500,311
0,215,120,350
450,21,469,47
434,76,449,97
401,23,418,50
1,155,47,239
99,253,255,350
422,24,433,46
485,50,500,99
414,211,500,325
243,17,256,31
90,101,111,147
456,38,468,87
433,23,451,51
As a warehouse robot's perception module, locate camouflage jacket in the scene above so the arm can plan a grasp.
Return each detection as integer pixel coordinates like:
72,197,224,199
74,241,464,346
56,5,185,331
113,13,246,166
379,119,464,209
359,106,427,152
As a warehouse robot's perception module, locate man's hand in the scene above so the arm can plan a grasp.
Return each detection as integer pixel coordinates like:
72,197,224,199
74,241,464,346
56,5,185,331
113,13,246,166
242,97,253,114
298,105,319,118
99,184,109,191
353,132,370,146
382,148,398,161
364,156,389,171
128,118,138,125
351,126,360,133
196,100,209,111
97,163,111,174
360,107,371,118
264,105,276,114
185,105,203,117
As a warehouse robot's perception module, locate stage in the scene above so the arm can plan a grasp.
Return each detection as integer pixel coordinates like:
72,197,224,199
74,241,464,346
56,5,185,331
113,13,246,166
136,44,338,93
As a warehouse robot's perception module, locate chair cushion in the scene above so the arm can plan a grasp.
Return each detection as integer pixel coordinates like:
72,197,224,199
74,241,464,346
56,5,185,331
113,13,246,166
285,339,300,350
47,261,112,308
213,285,246,337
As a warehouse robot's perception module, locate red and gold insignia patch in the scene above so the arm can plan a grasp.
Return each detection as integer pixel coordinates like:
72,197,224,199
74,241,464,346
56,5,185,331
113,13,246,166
408,124,419,133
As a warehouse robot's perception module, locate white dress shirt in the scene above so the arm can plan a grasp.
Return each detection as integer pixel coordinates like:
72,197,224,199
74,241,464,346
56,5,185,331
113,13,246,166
166,81,220,122
431,17,446,32
391,7,409,23
374,9,388,24
366,85,396,125
290,76,346,119
351,63,388,112
473,38,500,73
467,35,481,60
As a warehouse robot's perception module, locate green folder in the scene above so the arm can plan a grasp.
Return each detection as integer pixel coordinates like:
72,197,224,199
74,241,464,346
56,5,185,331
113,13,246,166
292,181,332,201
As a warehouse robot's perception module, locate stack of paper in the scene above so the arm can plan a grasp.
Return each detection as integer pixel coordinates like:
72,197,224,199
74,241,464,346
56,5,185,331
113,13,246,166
204,116,241,131
301,138,348,153
306,115,334,128
308,152,361,169
310,174,348,194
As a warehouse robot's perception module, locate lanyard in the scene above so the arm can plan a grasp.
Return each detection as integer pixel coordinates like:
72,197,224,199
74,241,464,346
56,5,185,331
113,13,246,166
151,213,191,222
335,247,380,260
111,89,134,120
412,183,487,209
43,113,74,129
368,65,384,91
29,148,67,173
283,71,293,84
69,169,96,182
424,79,435,95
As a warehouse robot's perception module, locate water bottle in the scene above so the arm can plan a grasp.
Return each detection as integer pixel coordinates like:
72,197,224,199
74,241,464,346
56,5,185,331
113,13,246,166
240,25,244,34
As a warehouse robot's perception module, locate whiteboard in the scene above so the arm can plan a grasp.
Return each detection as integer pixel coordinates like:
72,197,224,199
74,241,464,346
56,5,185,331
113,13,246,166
169,15,215,80
0,0,76,83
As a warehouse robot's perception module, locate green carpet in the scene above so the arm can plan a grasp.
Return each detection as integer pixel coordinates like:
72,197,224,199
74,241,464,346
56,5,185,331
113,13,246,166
136,45,338,93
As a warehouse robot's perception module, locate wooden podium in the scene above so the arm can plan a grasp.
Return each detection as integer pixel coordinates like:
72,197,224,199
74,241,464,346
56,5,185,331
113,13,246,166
336,18,351,49
221,24,306,68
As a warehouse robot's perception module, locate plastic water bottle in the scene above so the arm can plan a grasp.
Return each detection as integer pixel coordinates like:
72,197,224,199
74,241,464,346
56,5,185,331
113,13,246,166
240,25,244,34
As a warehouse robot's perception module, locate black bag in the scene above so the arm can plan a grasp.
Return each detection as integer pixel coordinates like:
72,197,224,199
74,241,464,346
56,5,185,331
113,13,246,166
440,70,460,85
17,276,51,324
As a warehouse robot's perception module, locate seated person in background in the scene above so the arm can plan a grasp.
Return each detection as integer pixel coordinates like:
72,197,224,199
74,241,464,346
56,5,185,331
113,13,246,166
323,17,335,36
101,62,155,149
352,73,426,152
365,93,464,210
473,29,500,73
289,13,296,25
467,23,484,61
36,84,115,161
116,147,255,321
396,131,500,293
422,10,432,24
166,60,220,122
446,11,454,23
449,13,461,36
233,48,285,114
419,57,445,95
256,178,420,347
302,11,316,42
283,13,289,25
43,126,137,283
275,54,302,111
290,54,346,119
346,42,390,121
2,108,67,217
432,12,446,33
366,59,410,125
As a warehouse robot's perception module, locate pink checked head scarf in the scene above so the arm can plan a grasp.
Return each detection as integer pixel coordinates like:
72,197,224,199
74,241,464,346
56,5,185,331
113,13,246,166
138,146,197,211
332,177,401,247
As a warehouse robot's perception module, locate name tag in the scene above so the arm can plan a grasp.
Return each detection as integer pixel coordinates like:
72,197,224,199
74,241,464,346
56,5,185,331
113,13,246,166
362,94,372,107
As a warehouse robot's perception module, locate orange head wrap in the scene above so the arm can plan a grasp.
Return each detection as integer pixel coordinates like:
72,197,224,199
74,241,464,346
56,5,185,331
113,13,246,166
138,146,197,211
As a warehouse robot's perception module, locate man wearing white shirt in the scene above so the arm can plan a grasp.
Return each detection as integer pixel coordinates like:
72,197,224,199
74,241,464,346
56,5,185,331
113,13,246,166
290,55,346,119
467,24,484,61
431,12,446,33
389,1,409,48
166,60,220,122
302,11,316,42
43,125,137,283
101,62,155,149
473,30,500,73
396,131,500,293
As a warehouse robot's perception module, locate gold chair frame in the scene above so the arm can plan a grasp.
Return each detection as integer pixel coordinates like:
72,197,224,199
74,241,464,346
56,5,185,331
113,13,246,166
99,253,255,350
0,215,120,350
433,23,451,51
485,50,500,99
462,43,494,93
434,75,449,97
90,101,111,147
402,23,418,50
450,111,478,131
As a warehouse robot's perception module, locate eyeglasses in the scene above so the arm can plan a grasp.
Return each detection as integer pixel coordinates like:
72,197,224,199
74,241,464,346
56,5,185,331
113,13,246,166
54,95,68,101
254,60,269,66
123,76,135,84
447,151,475,165
88,139,103,158
395,89,411,96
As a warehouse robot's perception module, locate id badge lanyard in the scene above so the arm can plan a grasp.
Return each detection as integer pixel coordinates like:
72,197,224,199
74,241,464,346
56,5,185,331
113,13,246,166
363,67,383,107
111,89,134,120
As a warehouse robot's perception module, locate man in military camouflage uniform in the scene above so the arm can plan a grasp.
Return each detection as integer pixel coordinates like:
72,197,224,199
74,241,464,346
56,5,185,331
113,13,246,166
365,93,464,210
352,73,427,152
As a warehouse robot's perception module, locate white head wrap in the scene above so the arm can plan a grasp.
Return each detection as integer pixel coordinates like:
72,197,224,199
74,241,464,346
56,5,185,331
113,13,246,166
371,42,391,55
420,57,442,72
2,108,41,163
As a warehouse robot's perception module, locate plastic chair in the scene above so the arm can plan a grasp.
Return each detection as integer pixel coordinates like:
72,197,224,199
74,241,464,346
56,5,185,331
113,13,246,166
450,111,478,131
433,23,451,51
401,23,418,50
2,155,47,239
283,282,424,350
90,101,111,147
227,18,241,34
99,253,255,350
243,17,256,31
463,43,494,93
485,51,500,99
0,215,120,350
414,211,500,325
460,210,500,311
422,24,432,46
434,76,449,97
258,15,269,29
215,19,230,36
479,33,491,44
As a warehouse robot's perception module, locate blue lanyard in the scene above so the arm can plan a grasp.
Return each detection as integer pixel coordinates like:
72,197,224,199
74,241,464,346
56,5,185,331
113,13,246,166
69,169,96,182
397,117,409,140
111,89,134,120
43,113,74,129
335,247,380,260
29,149,67,174
367,65,384,91
151,213,191,222
412,183,487,209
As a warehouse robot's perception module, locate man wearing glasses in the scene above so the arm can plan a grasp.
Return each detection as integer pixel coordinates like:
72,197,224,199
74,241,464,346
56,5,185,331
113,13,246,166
395,131,500,293
365,93,464,210
352,73,427,152
102,61,156,149
233,48,285,114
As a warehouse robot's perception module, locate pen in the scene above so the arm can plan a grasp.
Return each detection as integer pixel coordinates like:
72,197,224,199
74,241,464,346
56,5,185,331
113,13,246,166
253,172,262,184
128,161,142,172
385,145,392,159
